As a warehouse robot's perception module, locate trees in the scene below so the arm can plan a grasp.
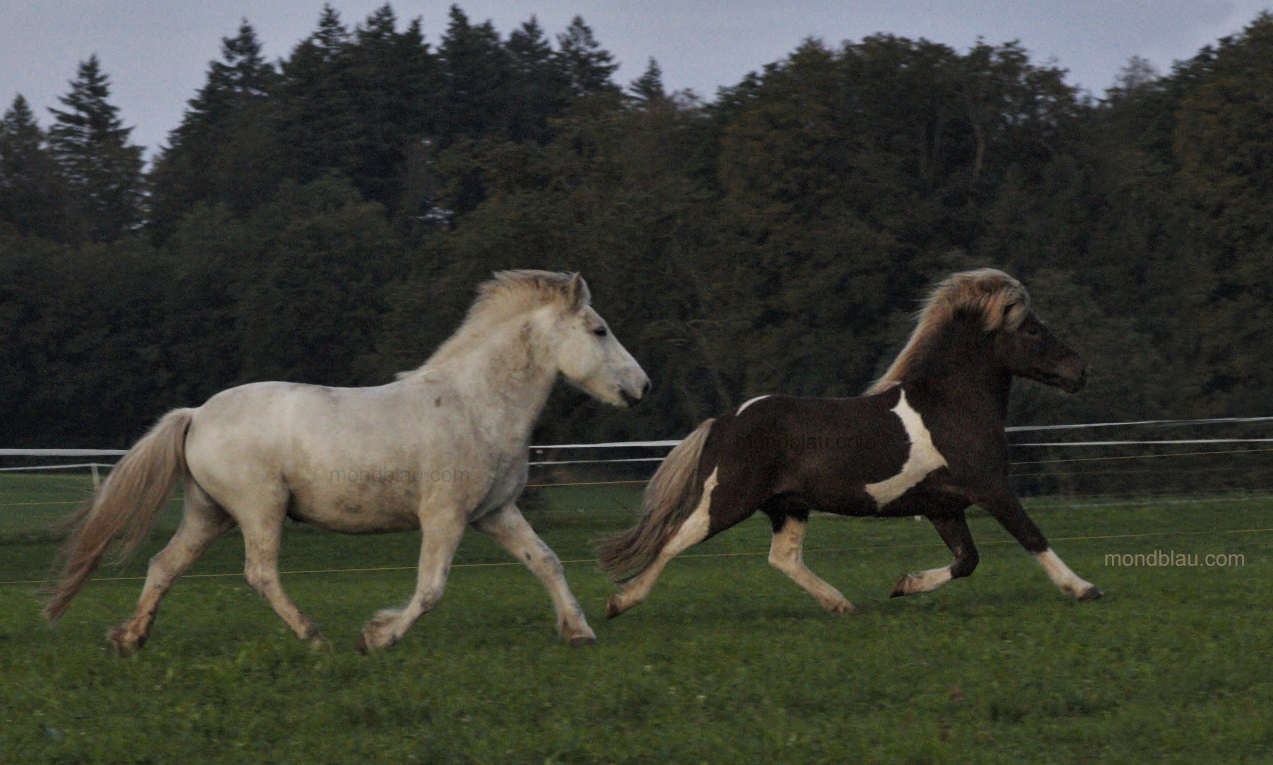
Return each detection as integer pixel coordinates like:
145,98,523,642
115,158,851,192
6,5,1273,446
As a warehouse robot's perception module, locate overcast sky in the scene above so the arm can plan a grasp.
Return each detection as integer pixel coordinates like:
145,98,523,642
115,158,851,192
3,0,1270,156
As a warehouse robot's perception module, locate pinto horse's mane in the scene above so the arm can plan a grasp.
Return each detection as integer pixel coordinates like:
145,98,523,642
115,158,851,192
401,269,590,376
866,268,1030,394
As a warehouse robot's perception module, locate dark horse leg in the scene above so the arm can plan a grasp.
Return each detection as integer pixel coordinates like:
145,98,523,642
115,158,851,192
891,509,979,597
977,488,1103,601
766,504,854,614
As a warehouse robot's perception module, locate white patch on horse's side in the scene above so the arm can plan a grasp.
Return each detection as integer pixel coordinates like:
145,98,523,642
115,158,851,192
665,468,717,555
735,395,771,416
865,390,948,506
1034,548,1094,597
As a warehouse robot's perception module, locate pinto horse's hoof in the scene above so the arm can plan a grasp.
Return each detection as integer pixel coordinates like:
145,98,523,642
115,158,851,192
605,595,625,619
567,633,596,648
890,575,911,598
1078,586,1104,602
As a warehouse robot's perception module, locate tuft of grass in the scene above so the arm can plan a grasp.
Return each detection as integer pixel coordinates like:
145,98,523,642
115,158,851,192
1,474,1272,762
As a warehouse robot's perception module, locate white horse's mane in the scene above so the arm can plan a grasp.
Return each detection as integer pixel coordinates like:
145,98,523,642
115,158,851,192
400,270,590,378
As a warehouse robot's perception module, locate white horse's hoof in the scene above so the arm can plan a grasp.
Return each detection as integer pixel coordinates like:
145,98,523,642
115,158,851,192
825,599,856,615
107,624,145,656
564,624,597,646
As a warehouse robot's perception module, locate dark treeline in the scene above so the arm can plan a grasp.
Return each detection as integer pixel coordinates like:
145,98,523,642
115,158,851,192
2,5,1272,447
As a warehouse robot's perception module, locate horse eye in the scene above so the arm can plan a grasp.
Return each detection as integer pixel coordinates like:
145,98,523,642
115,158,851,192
592,326,608,337
1025,325,1040,337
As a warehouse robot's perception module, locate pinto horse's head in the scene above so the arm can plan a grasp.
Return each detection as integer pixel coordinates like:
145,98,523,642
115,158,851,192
994,306,1087,393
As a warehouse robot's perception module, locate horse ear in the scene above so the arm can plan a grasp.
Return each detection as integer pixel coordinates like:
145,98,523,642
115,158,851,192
565,273,591,312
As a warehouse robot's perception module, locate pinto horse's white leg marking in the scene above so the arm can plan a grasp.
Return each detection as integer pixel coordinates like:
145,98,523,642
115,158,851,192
865,390,948,506
893,565,954,596
736,395,771,416
768,517,854,613
1035,548,1102,600
472,504,595,646
608,469,718,616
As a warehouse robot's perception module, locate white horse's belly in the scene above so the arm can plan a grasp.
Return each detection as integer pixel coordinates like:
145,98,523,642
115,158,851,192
286,469,424,533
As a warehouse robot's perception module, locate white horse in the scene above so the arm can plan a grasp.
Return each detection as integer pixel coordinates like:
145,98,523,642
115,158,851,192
45,270,650,653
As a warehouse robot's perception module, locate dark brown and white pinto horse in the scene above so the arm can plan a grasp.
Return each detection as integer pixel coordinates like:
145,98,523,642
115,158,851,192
598,268,1102,618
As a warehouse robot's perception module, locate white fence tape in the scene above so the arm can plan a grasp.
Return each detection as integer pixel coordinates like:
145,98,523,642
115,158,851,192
3,415,1271,471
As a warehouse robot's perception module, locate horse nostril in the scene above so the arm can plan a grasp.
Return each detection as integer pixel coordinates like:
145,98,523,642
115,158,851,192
641,380,652,397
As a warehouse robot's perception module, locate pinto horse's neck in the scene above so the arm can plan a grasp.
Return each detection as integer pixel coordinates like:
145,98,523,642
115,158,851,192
902,316,1012,426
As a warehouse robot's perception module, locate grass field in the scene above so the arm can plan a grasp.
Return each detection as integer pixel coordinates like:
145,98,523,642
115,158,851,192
1,473,1272,763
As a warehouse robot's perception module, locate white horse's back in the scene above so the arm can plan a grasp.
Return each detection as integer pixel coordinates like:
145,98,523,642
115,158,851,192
186,379,487,534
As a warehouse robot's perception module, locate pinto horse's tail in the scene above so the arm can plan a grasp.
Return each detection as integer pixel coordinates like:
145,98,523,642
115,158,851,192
42,409,195,624
595,418,716,583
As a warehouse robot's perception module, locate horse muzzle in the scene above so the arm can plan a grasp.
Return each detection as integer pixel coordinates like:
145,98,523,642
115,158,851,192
620,379,652,408
1059,361,1088,393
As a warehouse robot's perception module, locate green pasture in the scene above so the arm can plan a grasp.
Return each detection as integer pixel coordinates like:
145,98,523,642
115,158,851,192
1,473,1271,763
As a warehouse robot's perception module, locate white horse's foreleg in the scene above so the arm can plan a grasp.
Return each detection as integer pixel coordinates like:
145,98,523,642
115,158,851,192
238,500,325,647
109,483,235,654
472,503,594,646
768,517,855,613
357,511,466,653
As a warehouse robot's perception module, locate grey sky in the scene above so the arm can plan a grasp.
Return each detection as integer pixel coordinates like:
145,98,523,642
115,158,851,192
3,1,1270,156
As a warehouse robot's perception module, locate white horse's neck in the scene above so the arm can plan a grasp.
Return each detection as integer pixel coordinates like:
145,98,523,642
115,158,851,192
425,313,558,453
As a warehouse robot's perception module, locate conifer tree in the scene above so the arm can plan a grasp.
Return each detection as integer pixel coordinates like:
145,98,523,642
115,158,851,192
630,58,667,105
47,55,143,241
149,20,279,236
0,95,66,238
556,16,619,96
506,16,571,141
438,5,513,140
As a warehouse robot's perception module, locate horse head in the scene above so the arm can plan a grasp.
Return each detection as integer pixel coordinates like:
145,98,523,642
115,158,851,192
550,273,651,407
994,305,1087,393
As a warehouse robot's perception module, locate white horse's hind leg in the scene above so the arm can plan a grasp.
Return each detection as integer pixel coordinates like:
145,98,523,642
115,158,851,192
357,511,467,653
768,517,855,614
109,481,235,654
236,495,325,647
472,503,595,646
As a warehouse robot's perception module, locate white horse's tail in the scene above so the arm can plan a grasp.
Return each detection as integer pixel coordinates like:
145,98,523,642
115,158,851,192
43,409,194,623
595,418,716,583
